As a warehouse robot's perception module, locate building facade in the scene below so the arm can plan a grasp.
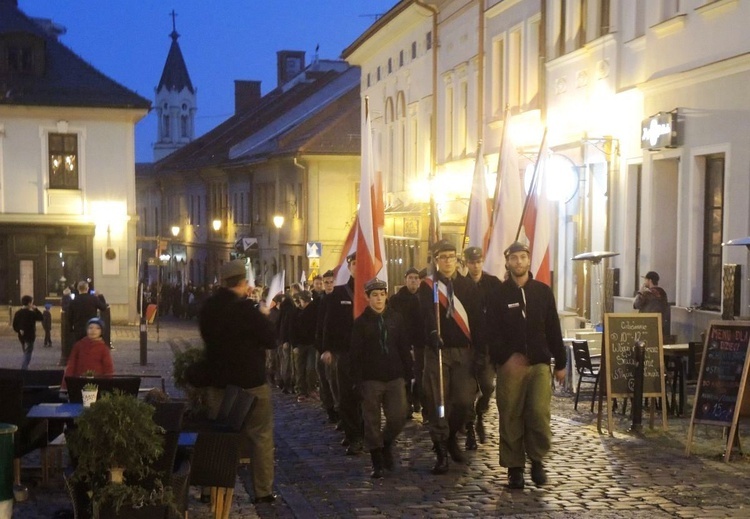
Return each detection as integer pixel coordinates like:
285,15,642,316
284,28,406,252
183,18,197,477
0,0,150,322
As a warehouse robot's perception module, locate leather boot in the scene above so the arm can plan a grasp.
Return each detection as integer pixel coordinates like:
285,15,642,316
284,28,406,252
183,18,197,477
476,413,486,443
431,442,449,475
370,449,384,478
382,441,394,471
465,422,478,450
447,434,465,463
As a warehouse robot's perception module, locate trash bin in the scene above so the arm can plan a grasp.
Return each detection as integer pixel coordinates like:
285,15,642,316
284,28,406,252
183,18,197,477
0,423,17,519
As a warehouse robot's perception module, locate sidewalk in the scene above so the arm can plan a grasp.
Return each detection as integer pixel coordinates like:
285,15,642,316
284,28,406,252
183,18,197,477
2,320,750,518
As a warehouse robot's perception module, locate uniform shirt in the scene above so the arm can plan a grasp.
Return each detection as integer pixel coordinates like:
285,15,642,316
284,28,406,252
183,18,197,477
321,277,355,354
488,274,566,370
388,285,424,348
350,307,413,384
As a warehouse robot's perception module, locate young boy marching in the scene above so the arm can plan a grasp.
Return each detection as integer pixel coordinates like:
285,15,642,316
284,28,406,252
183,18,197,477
350,278,413,478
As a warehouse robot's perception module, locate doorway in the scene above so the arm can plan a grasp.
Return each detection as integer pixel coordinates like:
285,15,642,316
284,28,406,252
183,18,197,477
647,157,679,302
19,260,34,301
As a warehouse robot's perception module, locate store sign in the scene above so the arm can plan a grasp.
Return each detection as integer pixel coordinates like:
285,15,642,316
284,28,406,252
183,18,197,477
641,111,678,149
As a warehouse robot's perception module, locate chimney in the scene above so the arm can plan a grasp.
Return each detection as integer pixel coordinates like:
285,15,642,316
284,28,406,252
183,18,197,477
234,80,261,114
276,50,306,87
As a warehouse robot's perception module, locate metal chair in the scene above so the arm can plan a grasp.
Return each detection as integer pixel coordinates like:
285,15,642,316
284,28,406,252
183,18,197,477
572,340,601,412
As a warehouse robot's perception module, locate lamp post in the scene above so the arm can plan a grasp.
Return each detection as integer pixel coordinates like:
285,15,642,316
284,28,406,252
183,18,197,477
212,219,222,283
273,214,284,277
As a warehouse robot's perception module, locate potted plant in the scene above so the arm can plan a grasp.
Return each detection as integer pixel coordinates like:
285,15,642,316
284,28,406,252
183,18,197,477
81,382,98,408
67,391,176,518
172,346,210,421
94,480,176,519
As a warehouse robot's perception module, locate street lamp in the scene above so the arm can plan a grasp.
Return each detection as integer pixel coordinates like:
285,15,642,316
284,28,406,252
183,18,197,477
212,219,222,231
170,225,180,284
273,214,284,276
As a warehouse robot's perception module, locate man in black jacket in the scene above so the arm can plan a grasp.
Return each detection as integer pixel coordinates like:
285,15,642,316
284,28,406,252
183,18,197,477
389,267,424,418
351,278,413,478
417,240,487,474
13,295,43,369
65,280,107,364
487,241,566,490
321,252,363,454
199,259,278,504
315,270,338,423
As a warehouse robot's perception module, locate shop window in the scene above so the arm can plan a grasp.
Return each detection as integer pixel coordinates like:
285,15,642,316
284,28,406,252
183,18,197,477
702,155,724,310
48,133,78,189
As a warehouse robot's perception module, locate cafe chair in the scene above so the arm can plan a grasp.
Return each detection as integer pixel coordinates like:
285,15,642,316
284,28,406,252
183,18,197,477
572,340,601,412
215,385,241,423
0,378,49,485
189,431,242,519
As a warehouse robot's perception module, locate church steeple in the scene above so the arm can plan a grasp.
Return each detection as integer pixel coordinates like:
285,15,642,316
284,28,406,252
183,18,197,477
154,10,196,162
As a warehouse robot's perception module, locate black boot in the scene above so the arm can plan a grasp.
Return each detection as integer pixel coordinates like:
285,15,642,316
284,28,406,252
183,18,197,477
508,467,525,489
382,441,394,471
370,449,384,478
465,422,478,450
431,442,449,474
447,434,465,463
476,413,486,443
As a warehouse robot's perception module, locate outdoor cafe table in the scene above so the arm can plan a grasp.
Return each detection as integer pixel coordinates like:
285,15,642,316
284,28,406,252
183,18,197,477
26,403,83,420
663,343,690,416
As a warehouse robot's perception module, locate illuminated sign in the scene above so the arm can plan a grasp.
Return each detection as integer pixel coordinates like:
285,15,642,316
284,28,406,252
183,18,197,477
641,111,678,149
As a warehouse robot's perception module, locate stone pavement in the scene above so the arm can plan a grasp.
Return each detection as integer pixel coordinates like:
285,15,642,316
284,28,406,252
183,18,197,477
2,318,750,518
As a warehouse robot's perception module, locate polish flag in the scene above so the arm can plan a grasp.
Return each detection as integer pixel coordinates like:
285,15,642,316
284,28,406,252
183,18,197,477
465,143,491,252
333,219,357,286
520,132,552,285
353,107,387,316
484,130,523,277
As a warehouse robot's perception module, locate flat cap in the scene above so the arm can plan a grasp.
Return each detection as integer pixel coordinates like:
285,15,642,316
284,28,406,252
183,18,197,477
364,277,388,293
221,259,246,280
464,246,483,261
404,267,420,277
297,290,312,302
504,241,530,258
432,239,456,256
322,269,335,278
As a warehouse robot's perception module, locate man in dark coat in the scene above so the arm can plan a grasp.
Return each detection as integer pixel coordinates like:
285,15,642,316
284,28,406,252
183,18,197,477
199,259,278,504
417,240,487,474
315,270,338,423
321,252,363,454
633,271,670,337
65,280,107,364
462,246,503,449
388,267,424,418
13,295,43,369
350,277,413,478
487,241,566,489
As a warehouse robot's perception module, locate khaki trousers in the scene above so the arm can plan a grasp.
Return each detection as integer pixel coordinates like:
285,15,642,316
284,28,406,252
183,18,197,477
495,355,552,468
361,378,407,451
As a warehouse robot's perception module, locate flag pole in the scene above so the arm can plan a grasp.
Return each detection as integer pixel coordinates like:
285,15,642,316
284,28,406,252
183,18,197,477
461,139,484,249
514,127,548,242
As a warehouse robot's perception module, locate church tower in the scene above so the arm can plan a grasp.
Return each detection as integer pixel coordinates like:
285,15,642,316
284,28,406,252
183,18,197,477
153,11,196,162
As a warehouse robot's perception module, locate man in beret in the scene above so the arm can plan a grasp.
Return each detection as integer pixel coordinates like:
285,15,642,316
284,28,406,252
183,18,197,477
389,267,425,419
321,252,364,454
199,259,278,503
487,241,566,490
417,239,487,474
462,246,502,449
350,277,413,478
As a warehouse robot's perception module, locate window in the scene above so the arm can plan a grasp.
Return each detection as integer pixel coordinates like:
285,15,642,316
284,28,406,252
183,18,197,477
426,31,432,51
8,46,33,73
162,115,170,139
180,115,188,138
558,0,568,56
599,0,611,38
399,50,404,67
48,133,78,189
367,72,371,88
445,86,454,159
411,41,417,59
458,82,468,156
494,37,505,113
702,155,724,309
377,66,381,81
527,18,541,107
388,58,392,74
508,29,522,109
634,0,646,37
576,0,587,48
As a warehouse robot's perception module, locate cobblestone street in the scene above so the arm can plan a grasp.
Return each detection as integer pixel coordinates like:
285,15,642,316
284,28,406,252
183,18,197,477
2,318,750,518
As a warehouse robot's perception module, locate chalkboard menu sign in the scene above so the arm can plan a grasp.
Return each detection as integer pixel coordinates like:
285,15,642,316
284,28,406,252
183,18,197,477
687,321,750,461
692,323,750,425
604,313,665,397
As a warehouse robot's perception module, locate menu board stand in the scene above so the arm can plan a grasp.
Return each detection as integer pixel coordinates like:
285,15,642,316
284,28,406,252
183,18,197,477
686,320,750,461
602,313,667,435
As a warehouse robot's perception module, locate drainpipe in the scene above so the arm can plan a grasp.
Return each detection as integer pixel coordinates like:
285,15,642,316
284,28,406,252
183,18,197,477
415,0,439,180
293,156,309,245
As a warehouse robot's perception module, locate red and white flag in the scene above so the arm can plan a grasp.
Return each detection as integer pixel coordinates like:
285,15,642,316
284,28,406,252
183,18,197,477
465,143,491,252
520,132,552,285
333,219,357,286
484,131,523,277
353,107,387,316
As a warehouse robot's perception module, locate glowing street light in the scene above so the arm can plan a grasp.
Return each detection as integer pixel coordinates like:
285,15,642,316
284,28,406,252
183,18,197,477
212,219,222,231
171,225,180,237
273,214,284,229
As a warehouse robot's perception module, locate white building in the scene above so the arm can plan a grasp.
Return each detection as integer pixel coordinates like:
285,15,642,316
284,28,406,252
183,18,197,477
0,0,150,322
